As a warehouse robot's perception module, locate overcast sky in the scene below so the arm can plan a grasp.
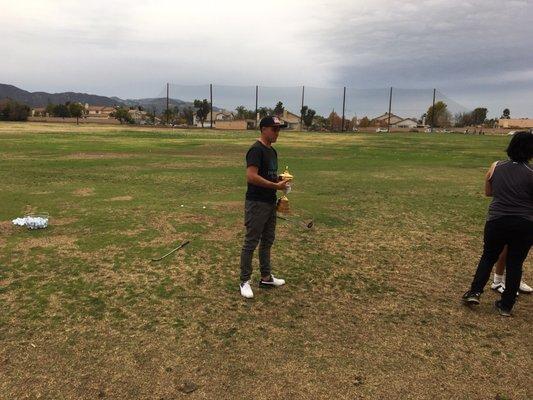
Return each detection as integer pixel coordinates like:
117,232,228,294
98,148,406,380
1,0,532,117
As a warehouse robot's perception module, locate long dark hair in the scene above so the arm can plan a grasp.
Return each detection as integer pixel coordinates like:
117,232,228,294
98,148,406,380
506,131,533,163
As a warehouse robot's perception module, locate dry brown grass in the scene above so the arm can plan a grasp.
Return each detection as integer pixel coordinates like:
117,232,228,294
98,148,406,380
107,195,134,201
73,187,95,197
0,123,531,399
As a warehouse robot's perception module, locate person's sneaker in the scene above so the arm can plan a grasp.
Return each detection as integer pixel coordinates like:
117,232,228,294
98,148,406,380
240,281,254,299
491,282,505,294
462,290,481,305
494,300,512,317
519,280,533,294
259,275,286,288
493,282,521,296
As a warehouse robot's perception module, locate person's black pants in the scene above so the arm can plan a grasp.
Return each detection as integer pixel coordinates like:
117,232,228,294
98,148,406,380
470,216,533,310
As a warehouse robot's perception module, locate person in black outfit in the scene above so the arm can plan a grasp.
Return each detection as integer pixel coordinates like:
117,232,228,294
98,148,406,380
239,116,291,299
463,131,533,316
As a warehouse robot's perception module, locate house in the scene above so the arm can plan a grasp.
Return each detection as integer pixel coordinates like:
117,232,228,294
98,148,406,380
215,119,256,130
85,105,115,118
128,109,150,123
279,109,301,130
194,110,234,128
498,118,533,129
392,118,418,128
31,107,47,117
371,112,403,127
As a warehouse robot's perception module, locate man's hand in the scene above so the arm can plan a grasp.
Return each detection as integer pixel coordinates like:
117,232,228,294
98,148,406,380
247,166,290,191
276,179,290,191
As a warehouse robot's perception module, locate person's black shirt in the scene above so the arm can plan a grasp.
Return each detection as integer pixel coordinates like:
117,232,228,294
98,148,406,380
245,140,278,203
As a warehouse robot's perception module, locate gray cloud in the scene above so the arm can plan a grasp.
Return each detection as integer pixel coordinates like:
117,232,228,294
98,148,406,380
318,0,533,115
0,0,531,117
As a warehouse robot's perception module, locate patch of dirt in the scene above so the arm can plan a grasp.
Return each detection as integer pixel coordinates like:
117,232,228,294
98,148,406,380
13,235,78,251
122,228,145,237
0,220,15,234
204,224,241,242
0,220,15,247
73,188,94,197
53,217,79,226
107,196,133,202
210,201,242,211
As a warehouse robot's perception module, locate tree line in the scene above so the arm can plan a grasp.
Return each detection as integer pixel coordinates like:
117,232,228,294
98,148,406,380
0,98,515,130
0,100,30,121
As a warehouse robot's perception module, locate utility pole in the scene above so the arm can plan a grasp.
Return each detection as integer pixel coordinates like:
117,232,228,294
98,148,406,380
255,85,259,129
387,86,393,133
430,88,436,133
341,86,346,132
166,82,169,125
300,85,305,131
209,84,213,129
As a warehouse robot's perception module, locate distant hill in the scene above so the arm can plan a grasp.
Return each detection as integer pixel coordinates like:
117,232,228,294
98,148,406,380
0,84,123,107
0,84,221,113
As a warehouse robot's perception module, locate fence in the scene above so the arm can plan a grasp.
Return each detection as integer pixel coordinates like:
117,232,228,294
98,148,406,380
154,83,472,131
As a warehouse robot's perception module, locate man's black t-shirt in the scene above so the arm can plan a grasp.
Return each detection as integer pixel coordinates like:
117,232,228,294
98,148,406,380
245,140,278,203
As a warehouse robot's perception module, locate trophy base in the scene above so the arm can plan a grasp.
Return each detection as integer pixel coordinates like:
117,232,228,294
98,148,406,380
277,197,290,214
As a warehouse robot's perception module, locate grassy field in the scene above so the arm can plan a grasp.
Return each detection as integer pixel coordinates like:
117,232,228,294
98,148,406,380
0,122,531,400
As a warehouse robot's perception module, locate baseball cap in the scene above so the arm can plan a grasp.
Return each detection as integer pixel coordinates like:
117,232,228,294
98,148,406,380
259,115,288,129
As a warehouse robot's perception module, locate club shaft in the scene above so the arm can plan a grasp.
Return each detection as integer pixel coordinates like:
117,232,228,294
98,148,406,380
152,241,190,261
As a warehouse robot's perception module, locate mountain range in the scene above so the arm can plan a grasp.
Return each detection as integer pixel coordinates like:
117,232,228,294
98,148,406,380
0,84,214,113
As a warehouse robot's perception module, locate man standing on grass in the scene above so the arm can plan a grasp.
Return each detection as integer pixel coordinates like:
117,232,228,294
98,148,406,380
239,116,290,299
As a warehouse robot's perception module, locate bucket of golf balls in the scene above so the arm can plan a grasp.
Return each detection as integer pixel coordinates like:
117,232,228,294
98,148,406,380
24,213,50,229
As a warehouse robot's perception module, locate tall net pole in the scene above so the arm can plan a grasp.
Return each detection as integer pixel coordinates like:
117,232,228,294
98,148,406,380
166,82,169,125
387,87,393,133
300,85,305,131
255,85,258,128
430,88,436,133
210,84,213,129
341,86,346,132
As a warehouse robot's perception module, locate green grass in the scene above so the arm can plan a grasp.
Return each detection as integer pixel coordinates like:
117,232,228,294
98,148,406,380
0,122,531,399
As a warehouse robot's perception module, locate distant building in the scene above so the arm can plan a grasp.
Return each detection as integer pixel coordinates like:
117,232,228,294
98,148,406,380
392,118,418,128
279,109,301,130
498,118,533,129
85,105,115,118
31,107,47,117
371,112,403,126
194,110,234,127
215,119,256,130
128,109,151,123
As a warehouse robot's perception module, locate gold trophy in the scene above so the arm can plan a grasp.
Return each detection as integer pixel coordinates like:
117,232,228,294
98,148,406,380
277,166,293,213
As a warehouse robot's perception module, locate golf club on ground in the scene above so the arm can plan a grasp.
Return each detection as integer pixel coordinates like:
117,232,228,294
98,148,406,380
276,215,314,229
151,240,190,262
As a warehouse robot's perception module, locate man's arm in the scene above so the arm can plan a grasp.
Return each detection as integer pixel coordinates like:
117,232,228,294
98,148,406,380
246,166,288,190
485,161,498,197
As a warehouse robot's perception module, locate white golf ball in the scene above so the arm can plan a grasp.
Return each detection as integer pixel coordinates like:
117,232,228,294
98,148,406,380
203,206,206,209
181,204,184,207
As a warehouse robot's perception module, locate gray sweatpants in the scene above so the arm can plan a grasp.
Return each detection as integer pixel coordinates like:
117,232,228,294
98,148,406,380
240,200,277,282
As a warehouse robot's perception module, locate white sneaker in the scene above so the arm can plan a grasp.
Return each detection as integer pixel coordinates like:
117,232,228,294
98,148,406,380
493,281,521,296
240,281,254,299
259,275,286,287
491,282,504,294
519,280,533,294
